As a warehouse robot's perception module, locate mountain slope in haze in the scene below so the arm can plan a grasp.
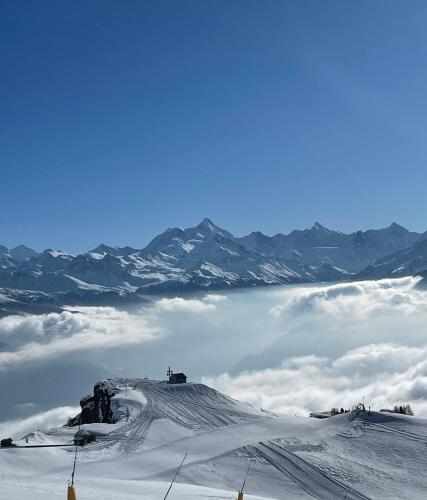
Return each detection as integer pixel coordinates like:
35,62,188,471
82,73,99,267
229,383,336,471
238,221,420,272
0,219,425,310
356,235,427,280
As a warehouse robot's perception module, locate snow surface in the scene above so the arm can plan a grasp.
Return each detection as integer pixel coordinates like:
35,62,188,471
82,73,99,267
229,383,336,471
1,379,427,499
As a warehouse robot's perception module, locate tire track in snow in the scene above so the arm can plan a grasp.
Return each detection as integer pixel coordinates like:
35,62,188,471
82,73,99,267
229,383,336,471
368,423,427,443
249,441,370,500
112,379,242,454
116,386,160,454
144,382,260,430
82,380,258,456
338,423,366,439
80,379,270,460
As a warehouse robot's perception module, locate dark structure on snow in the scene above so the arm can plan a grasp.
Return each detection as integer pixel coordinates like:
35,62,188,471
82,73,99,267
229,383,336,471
73,429,97,447
1,438,16,448
167,366,187,384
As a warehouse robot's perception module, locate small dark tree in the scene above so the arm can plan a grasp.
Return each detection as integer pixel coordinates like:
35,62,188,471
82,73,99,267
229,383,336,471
392,404,414,415
403,404,414,416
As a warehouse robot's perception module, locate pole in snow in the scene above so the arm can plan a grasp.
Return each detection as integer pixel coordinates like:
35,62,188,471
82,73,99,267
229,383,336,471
163,453,188,500
71,445,78,487
237,459,253,499
67,445,78,500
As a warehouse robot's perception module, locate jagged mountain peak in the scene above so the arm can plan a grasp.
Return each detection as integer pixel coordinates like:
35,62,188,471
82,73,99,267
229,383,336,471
89,244,138,256
198,217,216,229
91,243,116,254
42,248,73,258
388,222,409,232
164,226,185,235
9,244,38,262
365,222,410,235
248,230,269,240
11,244,35,252
0,244,39,262
311,222,334,233
192,217,233,238
0,220,426,304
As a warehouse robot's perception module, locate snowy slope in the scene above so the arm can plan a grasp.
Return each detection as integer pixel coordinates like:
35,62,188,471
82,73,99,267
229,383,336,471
238,222,421,273
356,237,427,280
1,378,427,499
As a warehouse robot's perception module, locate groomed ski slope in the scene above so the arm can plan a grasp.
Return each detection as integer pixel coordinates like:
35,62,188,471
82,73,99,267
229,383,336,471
1,379,427,499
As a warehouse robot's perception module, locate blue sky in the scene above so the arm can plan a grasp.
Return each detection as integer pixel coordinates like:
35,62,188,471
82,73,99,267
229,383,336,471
1,0,427,252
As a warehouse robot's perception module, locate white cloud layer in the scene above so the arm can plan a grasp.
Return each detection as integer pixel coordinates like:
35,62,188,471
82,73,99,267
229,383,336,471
202,294,228,303
207,277,427,417
204,342,427,417
154,297,216,313
0,295,225,372
271,276,427,320
0,307,160,370
2,277,427,426
0,406,79,439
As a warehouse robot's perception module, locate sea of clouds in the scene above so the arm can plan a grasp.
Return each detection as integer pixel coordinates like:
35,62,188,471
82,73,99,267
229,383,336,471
206,277,427,416
1,278,427,430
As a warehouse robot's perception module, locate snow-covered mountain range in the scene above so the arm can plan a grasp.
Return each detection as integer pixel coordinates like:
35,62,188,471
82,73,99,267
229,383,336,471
1,218,426,311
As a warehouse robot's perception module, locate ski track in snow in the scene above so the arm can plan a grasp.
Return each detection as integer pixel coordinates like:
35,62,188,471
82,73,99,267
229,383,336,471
367,422,427,443
249,441,370,500
1,380,427,499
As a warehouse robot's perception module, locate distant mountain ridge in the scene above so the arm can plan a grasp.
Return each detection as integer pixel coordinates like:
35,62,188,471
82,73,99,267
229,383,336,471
1,218,426,312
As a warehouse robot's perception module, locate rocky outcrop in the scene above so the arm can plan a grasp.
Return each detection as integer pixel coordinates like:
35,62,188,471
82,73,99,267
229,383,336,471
68,381,119,426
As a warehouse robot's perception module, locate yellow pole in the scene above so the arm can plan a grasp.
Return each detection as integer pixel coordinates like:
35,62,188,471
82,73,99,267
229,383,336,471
237,492,244,500
67,485,77,500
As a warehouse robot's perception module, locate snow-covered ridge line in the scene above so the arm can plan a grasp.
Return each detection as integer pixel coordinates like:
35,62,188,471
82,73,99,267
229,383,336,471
2,377,427,499
1,218,426,311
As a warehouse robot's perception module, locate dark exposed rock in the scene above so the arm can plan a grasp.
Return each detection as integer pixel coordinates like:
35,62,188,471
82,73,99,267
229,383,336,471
67,381,119,426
